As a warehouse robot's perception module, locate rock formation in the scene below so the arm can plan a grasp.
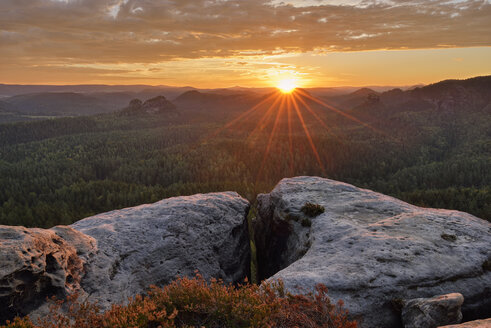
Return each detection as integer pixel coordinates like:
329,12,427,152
0,192,250,323
121,95,176,114
1,177,490,327
254,176,491,328
402,293,464,328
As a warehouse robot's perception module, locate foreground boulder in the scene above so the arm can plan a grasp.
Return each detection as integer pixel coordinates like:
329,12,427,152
402,293,464,328
72,192,250,310
0,192,250,323
254,177,491,328
0,226,96,322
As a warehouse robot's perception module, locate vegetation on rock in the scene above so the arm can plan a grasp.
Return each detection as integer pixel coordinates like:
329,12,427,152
301,202,325,217
1,275,357,328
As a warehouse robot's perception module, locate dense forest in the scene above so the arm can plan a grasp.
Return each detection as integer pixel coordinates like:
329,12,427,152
0,77,490,227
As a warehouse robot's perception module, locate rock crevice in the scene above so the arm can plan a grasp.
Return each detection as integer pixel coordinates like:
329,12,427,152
254,193,313,281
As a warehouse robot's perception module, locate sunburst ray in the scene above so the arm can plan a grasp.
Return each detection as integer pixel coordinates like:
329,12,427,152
292,92,339,141
291,95,325,173
255,97,286,183
295,88,387,137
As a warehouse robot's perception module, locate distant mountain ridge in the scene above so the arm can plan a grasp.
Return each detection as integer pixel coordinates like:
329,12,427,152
408,75,491,112
322,87,380,109
0,75,489,124
0,84,195,97
5,92,109,116
174,89,257,104
320,75,491,114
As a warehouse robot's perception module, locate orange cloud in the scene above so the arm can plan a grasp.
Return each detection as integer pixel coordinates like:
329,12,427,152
0,0,490,86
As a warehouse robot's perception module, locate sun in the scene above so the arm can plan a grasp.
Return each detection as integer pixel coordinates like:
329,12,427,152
277,79,297,93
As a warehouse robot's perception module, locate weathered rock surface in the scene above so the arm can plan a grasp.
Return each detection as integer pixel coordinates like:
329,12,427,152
72,192,250,310
0,225,96,322
402,293,464,328
0,192,250,323
439,318,491,327
254,176,491,328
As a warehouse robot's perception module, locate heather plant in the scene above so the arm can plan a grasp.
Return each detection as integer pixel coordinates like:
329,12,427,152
301,202,325,217
2,274,357,328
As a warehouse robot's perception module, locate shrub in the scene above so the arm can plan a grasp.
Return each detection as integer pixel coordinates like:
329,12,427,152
301,202,325,217
2,274,357,328
301,218,312,227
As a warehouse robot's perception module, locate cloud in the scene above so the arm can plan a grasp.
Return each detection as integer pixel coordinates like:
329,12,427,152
0,0,489,85
1,0,490,59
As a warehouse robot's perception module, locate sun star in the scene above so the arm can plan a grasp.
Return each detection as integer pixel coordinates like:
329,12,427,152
277,79,297,93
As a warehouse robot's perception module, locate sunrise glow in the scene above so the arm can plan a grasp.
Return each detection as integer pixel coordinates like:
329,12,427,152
277,79,297,93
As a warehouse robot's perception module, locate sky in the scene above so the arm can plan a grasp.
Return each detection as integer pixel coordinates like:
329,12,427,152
0,0,490,88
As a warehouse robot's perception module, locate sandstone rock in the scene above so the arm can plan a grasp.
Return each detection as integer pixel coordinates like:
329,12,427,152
71,192,250,310
0,225,96,322
439,318,491,327
122,95,176,114
402,293,464,328
140,96,176,113
0,192,250,323
254,176,491,328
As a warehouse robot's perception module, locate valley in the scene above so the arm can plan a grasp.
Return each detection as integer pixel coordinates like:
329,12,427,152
0,76,489,228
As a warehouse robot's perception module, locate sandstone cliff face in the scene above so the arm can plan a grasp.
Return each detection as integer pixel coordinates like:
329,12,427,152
0,192,250,323
254,177,491,328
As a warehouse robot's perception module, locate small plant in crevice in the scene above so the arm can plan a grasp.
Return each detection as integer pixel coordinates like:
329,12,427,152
482,259,491,272
285,213,301,222
390,298,405,313
301,218,312,227
1,274,358,328
301,202,325,217
441,233,457,242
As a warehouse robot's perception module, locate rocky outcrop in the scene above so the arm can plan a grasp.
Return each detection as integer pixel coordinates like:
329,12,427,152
439,318,491,327
72,192,250,310
254,176,491,328
121,96,176,114
124,98,143,111
402,293,464,328
0,226,96,322
0,192,250,323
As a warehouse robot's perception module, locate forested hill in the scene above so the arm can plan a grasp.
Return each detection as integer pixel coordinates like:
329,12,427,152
0,76,489,227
